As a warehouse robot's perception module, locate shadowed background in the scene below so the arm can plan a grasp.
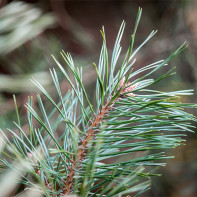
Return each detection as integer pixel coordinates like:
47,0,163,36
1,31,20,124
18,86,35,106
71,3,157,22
0,0,197,196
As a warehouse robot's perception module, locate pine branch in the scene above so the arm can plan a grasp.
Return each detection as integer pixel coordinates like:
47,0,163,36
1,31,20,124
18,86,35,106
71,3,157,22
64,77,137,194
0,7,196,197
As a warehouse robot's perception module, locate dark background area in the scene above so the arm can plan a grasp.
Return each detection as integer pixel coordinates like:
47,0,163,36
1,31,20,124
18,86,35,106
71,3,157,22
0,0,197,196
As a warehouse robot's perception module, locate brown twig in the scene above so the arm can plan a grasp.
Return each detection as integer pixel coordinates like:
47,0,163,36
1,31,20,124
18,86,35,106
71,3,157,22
63,77,138,194
64,100,112,194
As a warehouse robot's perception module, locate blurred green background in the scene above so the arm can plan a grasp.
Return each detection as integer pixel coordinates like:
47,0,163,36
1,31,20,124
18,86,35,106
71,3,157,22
0,0,197,196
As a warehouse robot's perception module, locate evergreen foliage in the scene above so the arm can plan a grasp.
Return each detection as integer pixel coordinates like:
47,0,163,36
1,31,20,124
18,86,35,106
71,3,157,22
0,8,196,197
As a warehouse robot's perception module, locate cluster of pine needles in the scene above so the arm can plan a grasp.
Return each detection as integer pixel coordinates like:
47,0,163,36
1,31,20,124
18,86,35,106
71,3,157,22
0,8,196,197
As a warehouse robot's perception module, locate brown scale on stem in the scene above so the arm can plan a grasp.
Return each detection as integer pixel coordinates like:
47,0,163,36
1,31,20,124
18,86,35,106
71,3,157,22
63,77,138,194
64,102,111,194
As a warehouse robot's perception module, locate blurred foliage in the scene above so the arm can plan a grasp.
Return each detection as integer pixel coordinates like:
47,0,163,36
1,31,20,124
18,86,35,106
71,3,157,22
0,1,56,54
